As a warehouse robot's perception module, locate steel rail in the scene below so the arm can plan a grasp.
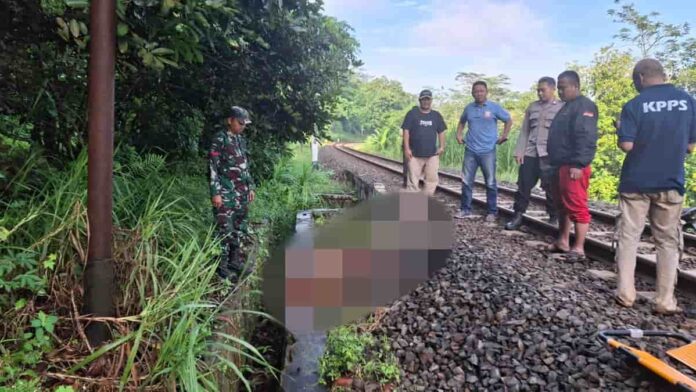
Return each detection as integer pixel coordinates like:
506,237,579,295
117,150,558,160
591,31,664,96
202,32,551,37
339,144,696,246
333,144,696,295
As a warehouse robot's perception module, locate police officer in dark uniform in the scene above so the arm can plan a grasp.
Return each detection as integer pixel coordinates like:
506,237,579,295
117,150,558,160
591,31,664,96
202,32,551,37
546,70,598,259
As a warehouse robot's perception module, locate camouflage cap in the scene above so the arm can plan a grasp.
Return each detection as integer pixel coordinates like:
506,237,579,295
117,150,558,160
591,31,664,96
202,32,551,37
230,106,252,125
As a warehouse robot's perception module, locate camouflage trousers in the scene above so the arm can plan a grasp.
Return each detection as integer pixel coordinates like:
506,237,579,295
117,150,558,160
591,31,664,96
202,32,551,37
213,201,249,279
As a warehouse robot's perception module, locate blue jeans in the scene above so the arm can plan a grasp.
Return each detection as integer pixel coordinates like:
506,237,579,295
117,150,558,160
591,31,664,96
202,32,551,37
460,148,497,214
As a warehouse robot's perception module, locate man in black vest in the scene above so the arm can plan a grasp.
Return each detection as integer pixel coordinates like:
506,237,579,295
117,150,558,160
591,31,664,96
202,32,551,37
546,71,598,260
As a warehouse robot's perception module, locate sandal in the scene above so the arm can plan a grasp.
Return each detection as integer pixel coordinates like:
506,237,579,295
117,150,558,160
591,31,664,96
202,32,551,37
653,305,683,315
562,250,586,262
546,243,569,253
614,295,633,308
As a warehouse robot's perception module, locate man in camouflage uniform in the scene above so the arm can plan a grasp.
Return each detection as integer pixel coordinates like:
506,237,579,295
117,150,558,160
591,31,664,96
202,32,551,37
209,106,256,280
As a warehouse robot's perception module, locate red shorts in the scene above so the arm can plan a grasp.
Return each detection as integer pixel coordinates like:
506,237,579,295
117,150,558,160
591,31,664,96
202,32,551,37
552,165,591,224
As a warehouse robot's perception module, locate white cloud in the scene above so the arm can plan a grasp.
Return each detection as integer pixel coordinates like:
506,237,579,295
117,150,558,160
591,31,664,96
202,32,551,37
414,0,547,55
374,46,434,55
320,0,390,17
394,0,419,7
321,0,603,93
372,0,599,91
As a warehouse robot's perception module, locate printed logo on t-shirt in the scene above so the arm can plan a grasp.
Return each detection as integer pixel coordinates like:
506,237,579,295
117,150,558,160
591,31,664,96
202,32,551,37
419,120,433,127
642,100,689,113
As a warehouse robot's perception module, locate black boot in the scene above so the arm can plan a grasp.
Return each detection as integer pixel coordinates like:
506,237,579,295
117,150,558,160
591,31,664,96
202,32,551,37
547,214,558,225
228,247,249,282
505,212,524,231
217,258,234,279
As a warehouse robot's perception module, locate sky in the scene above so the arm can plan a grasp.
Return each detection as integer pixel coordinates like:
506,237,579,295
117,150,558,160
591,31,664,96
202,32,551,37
319,0,696,94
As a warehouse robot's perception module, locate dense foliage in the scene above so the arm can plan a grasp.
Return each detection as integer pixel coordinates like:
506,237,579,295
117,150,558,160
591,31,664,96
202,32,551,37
0,0,360,180
331,74,415,137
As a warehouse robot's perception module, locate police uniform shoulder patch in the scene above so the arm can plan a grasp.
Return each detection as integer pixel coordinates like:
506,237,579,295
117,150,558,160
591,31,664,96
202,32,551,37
582,111,594,117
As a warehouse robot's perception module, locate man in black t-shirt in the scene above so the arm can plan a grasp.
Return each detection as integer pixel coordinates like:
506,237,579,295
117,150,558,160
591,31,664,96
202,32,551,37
401,89,447,195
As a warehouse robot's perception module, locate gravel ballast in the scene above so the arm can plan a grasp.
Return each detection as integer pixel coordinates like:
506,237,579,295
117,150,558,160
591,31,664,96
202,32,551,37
318,146,696,391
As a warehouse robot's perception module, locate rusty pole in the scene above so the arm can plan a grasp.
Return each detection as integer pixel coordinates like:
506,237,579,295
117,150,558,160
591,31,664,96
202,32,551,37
83,0,116,345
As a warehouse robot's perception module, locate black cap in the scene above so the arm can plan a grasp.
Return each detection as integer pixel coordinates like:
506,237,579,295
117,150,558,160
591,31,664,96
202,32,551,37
419,89,433,99
230,106,252,124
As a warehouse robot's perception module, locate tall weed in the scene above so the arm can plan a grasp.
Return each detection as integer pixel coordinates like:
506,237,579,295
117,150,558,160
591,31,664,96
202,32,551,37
0,149,272,390
1,142,351,390
250,144,349,242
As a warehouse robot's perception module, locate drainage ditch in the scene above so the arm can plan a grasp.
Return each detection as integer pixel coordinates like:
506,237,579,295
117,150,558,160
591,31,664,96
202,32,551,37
240,174,382,391
280,175,387,391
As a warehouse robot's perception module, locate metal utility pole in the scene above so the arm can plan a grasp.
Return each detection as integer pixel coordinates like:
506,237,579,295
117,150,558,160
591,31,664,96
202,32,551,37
83,0,116,346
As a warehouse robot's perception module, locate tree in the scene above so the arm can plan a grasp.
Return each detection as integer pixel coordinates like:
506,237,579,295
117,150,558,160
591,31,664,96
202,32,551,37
331,74,414,136
579,47,636,200
0,0,361,180
674,37,696,92
608,0,695,92
608,0,689,59
364,110,404,154
454,72,512,103
600,1,696,200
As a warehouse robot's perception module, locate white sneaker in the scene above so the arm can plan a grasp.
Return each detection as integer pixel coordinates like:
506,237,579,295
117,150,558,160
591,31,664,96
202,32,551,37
485,214,497,222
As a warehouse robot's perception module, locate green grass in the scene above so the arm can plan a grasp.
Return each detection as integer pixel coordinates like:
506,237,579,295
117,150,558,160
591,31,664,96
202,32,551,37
250,143,351,241
0,139,358,390
318,323,400,387
0,148,273,390
327,129,367,143
361,126,520,184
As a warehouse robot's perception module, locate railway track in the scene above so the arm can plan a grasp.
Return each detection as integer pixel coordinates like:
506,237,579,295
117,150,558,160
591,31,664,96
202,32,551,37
333,144,696,294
